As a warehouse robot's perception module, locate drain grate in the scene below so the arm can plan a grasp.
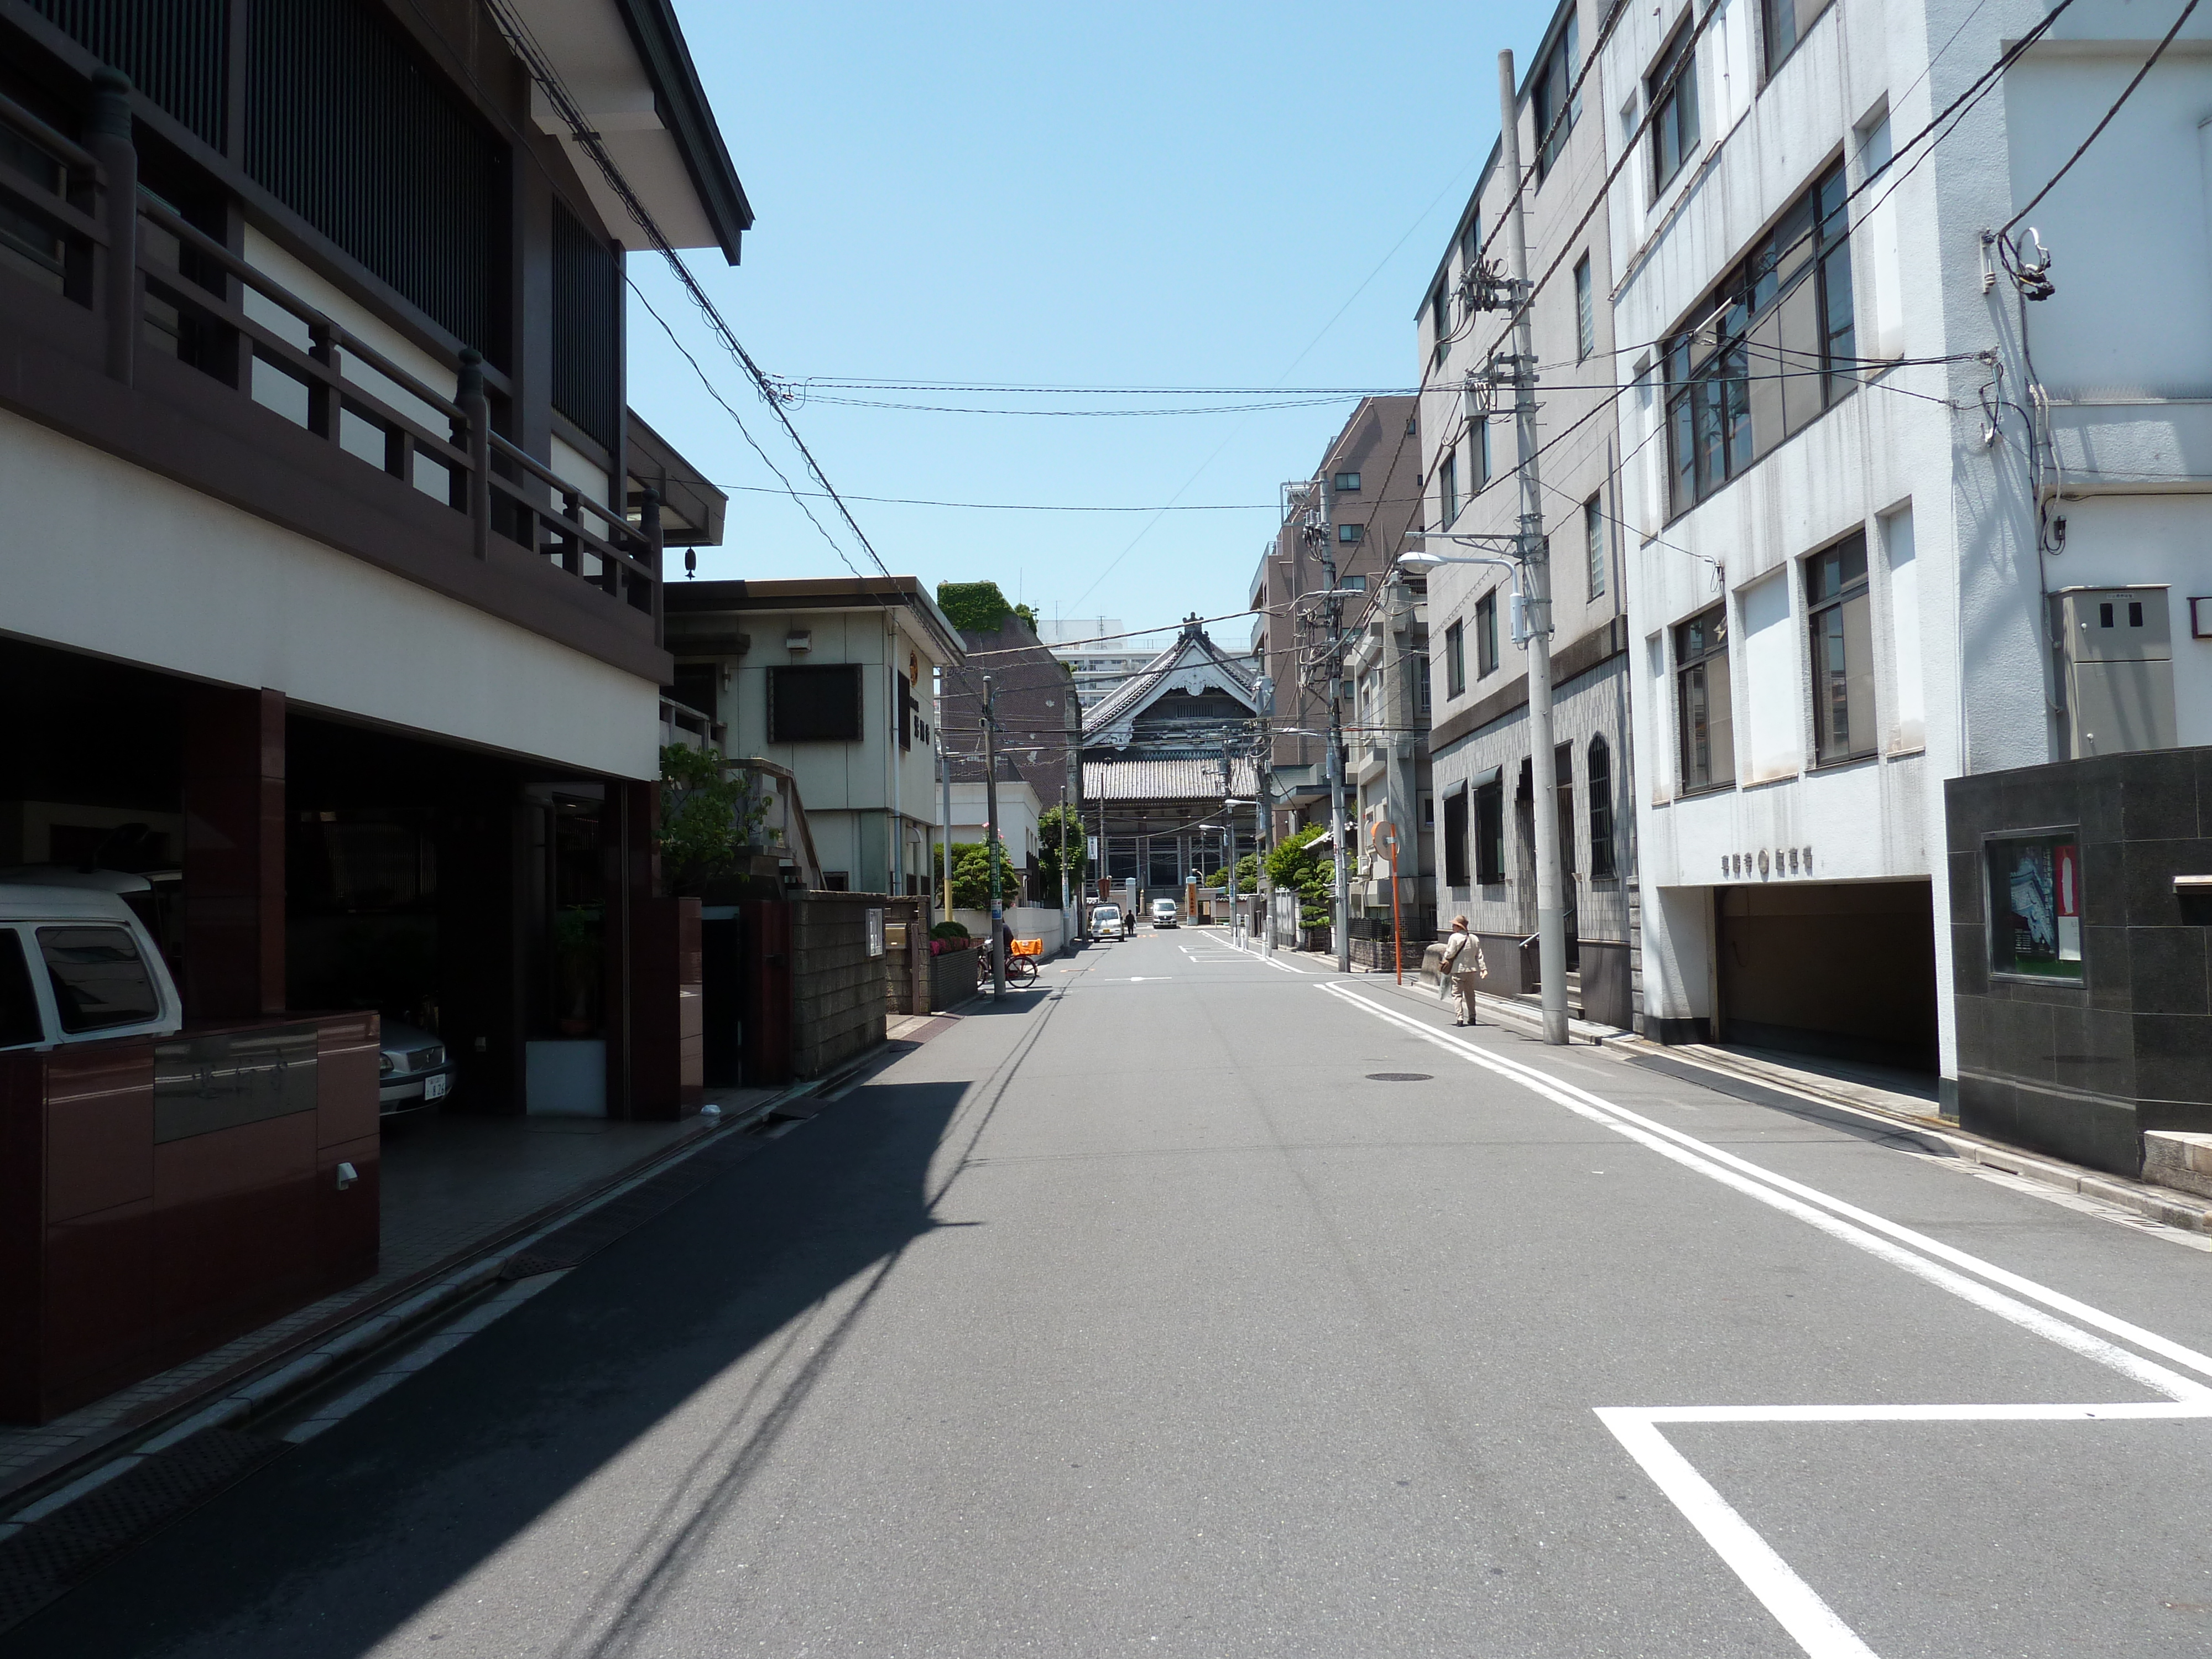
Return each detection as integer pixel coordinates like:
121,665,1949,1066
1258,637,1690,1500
1364,1072,1434,1082
0,1427,288,1632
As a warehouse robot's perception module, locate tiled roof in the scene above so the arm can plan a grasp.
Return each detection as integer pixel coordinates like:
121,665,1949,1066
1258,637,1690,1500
1083,758,1259,801
1081,627,1259,735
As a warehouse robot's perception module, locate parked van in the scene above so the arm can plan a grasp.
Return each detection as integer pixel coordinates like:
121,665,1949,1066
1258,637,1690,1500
0,878,182,1050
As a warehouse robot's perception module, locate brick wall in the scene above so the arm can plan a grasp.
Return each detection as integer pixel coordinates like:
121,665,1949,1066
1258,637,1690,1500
791,894,889,1077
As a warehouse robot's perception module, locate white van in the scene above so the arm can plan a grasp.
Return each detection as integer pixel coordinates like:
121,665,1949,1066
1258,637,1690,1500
0,878,182,1050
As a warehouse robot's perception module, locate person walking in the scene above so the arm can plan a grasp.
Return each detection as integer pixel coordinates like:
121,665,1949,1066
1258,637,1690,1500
1437,915,1486,1026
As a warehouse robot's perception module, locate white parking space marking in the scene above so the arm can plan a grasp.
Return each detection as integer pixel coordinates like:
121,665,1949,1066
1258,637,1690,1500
1319,980,2212,1658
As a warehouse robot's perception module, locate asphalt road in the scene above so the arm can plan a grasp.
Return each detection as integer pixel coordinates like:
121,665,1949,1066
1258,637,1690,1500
15,927,2212,1658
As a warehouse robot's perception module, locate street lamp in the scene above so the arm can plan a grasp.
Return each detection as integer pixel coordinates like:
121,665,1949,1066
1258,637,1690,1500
1395,534,1571,1047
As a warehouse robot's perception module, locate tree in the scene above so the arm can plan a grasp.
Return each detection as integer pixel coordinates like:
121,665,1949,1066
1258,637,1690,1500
1265,824,1335,925
947,834,1016,910
935,580,1040,635
1036,804,1088,893
657,745,764,896
1232,851,1260,895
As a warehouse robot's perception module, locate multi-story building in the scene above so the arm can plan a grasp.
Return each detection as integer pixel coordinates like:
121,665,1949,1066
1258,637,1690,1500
1345,570,1436,965
1037,617,1155,705
1250,394,1423,839
939,608,1082,905
1600,0,2212,1157
0,0,745,1116
664,578,965,899
1418,0,1638,1029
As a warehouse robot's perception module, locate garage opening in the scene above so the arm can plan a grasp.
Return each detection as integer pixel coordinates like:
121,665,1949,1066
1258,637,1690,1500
1716,879,1938,1072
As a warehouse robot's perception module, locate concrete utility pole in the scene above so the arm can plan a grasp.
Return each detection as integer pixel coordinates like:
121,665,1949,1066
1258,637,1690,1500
1318,487,1352,975
1255,675,1275,954
1498,47,1568,1046
938,679,954,922
983,675,1005,996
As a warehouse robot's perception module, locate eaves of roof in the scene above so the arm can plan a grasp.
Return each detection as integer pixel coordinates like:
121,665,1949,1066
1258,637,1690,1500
613,0,755,264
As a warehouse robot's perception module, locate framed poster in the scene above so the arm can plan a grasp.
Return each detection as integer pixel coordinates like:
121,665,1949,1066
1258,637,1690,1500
1986,831,2082,981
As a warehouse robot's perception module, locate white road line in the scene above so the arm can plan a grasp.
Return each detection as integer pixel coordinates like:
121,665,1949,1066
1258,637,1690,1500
1318,982,2212,1658
1202,935,1307,974
1596,1409,1879,1659
1318,982,2212,1398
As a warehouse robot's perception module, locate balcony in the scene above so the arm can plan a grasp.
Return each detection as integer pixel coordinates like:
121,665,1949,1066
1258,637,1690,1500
0,79,669,683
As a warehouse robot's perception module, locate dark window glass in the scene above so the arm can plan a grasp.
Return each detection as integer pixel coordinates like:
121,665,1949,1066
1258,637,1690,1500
1663,160,1854,517
1476,592,1499,677
38,926,159,1034
1584,494,1606,599
1762,0,1836,77
1338,523,1364,544
1332,471,1362,493
1459,215,1480,269
0,930,43,1047
1439,451,1459,528
1588,737,1616,877
1648,19,1700,192
768,664,864,743
1413,653,1432,718
1574,254,1595,360
1443,787,1470,888
1674,606,1734,790
1987,833,2082,980
1446,621,1467,697
1476,416,1493,486
1806,534,1874,764
551,202,620,452
1432,283,1450,364
1475,782,1506,884
1533,12,1581,180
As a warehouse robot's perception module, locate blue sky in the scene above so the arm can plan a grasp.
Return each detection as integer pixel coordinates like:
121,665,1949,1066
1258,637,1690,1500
632,2,1556,646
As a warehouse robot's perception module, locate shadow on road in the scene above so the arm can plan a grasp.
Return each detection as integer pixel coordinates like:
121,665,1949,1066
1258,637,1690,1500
1,1076,978,1659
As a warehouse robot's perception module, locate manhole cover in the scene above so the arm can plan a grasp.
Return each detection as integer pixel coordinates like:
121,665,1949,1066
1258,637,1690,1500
1364,1072,1432,1082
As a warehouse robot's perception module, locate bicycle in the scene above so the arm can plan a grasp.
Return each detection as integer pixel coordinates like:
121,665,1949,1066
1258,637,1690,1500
1004,952,1038,985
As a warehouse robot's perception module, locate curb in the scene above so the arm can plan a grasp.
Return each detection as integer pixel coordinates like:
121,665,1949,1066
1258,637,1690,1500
0,1058,863,1532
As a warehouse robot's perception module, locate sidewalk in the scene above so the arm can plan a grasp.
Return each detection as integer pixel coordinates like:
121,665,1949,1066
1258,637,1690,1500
0,1050,902,1521
1354,968,2212,1242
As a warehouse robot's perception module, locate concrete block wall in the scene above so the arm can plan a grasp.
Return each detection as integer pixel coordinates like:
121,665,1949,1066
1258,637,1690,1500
791,894,889,1078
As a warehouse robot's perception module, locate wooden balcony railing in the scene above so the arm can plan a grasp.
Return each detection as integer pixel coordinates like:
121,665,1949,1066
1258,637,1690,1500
0,77,660,620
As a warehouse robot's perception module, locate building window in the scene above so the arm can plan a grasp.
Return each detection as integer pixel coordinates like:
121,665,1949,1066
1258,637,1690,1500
1338,522,1365,544
1439,450,1459,528
1674,605,1734,791
1588,736,1616,877
1475,416,1493,487
1459,213,1480,270
1476,592,1499,677
1986,832,2082,981
1446,620,1467,697
1475,779,1506,884
1532,9,1580,180
1762,0,1833,75
1443,786,1469,886
768,664,863,743
1647,17,1700,194
1413,652,1432,717
1663,161,1854,518
1574,253,1595,361
1333,471,1361,493
1584,493,1606,599
1806,533,1874,764
1337,574,1368,591
1432,282,1450,366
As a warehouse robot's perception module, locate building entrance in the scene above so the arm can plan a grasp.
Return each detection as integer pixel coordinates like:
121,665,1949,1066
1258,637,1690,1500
1715,879,1939,1071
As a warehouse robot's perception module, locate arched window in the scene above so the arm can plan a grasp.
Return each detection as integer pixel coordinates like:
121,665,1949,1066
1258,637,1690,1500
1588,736,1617,878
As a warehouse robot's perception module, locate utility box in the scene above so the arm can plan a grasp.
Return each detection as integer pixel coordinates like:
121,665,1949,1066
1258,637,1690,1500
2054,587,2176,757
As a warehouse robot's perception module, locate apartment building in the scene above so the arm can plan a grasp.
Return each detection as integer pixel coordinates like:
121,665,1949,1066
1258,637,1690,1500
1600,0,2212,1158
0,0,746,1118
1250,395,1423,838
1418,0,1637,1030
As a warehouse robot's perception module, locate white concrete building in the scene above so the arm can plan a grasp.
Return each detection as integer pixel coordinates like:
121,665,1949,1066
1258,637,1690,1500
1599,0,2212,1093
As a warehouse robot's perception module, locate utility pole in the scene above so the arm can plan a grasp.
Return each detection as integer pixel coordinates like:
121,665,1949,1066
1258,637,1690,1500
1497,47,1568,1046
938,677,954,921
1255,676,1275,954
1317,482,1351,975
982,675,1006,995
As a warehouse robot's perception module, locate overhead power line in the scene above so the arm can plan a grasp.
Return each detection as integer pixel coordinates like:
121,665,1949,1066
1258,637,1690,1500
483,0,898,592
